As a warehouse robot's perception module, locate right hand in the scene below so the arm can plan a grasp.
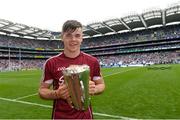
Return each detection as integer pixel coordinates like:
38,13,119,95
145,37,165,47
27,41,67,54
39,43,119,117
89,80,96,95
55,83,73,108
55,83,70,100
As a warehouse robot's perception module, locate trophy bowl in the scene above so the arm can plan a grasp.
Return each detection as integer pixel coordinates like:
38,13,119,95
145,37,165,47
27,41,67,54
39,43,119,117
62,65,90,110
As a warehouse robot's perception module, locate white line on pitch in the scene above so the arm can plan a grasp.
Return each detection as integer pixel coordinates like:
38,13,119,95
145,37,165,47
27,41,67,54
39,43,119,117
93,112,136,119
0,97,51,108
14,93,38,100
12,68,138,101
0,96,136,119
104,67,139,78
2,68,139,119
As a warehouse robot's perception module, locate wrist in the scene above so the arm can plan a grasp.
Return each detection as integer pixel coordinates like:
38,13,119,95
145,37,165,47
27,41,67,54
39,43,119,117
53,90,58,99
93,86,98,95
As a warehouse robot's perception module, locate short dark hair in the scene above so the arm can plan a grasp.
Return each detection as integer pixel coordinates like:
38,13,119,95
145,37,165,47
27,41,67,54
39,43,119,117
62,20,82,33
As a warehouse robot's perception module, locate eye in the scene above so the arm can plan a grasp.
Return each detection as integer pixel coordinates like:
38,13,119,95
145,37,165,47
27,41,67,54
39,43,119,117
75,34,81,38
65,33,72,38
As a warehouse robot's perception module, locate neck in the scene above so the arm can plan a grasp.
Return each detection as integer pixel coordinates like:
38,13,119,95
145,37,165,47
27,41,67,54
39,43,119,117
64,50,81,58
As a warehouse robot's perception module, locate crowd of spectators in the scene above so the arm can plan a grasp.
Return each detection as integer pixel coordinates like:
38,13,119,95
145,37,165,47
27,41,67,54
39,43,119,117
98,51,178,67
0,24,180,49
0,24,180,71
84,43,180,56
0,59,45,71
81,24,180,48
0,35,63,49
0,50,178,71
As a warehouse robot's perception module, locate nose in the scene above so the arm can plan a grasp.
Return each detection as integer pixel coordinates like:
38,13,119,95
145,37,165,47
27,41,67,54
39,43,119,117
71,36,76,41
71,36,76,42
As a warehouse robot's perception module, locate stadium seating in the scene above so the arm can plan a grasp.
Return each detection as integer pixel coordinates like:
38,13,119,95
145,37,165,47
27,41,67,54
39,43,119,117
0,21,180,71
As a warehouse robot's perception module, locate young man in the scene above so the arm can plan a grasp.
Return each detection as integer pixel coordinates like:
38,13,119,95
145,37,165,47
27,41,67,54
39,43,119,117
38,20,105,119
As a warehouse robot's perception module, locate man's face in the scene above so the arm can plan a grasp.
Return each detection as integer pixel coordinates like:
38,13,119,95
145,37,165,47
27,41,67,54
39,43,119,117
62,28,83,53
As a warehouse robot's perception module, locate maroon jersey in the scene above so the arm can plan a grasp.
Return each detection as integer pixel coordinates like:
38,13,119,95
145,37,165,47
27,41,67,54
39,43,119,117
41,52,101,119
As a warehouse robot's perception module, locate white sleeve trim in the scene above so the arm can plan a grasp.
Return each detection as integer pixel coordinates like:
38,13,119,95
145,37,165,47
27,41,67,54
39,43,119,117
93,76,101,81
44,79,53,84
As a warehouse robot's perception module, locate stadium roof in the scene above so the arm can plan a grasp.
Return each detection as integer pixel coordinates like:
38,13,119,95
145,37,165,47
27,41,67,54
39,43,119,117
82,4,180,37
165,5,180,24
0,19,53,39
0,5,180,39
142,8,163,28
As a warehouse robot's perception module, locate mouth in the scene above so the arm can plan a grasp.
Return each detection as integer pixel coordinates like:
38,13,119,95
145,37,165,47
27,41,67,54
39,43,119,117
70,43,78,46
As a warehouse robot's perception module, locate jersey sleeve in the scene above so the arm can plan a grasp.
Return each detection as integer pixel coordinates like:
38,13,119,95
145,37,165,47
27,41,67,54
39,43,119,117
41,60,53,84
92,59,101,81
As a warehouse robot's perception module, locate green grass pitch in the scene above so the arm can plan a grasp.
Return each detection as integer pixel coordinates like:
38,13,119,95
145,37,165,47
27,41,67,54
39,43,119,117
0,64,180,119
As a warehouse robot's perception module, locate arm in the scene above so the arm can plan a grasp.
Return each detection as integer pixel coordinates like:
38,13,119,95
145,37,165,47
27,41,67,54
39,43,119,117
89,77,105,95
38,82,70,100
38,82,56,100
39,60,70,100
89,58,105,95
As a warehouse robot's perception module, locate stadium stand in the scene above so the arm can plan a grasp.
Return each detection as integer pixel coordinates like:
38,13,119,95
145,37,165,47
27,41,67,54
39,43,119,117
0,5,180,71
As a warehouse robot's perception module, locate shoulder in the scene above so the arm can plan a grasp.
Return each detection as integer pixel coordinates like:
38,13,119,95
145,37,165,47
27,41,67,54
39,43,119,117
82,52,98,62
45,53,63,65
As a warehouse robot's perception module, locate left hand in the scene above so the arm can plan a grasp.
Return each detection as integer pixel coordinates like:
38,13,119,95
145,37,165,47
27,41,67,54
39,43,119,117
89,80,96,95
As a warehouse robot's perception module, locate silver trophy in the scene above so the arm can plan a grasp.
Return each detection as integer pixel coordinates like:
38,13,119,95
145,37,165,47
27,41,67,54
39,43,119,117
62,65,90,110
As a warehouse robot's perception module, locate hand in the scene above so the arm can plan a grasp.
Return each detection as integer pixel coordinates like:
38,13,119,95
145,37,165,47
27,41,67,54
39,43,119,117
89,80,96,95
55,83,70,100
55,83,73,108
